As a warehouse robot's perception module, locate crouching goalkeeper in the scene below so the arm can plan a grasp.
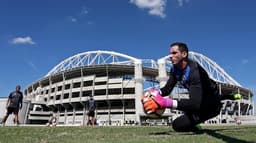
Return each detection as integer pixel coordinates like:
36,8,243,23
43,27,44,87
142,42,241,132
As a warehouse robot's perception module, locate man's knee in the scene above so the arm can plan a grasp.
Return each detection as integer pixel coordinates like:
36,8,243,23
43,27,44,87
171,114,200,132
172,120,179,131
172,119,186,132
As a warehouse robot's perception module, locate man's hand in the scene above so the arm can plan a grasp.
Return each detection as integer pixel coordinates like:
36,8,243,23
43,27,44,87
142,97,160,113
141,88,173,114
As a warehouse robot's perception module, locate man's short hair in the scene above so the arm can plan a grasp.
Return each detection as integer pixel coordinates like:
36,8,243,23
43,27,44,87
170,42,189,58
16,85,21,89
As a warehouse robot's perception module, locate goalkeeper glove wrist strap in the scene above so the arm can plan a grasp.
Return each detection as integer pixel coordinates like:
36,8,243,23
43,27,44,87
163,98,177,109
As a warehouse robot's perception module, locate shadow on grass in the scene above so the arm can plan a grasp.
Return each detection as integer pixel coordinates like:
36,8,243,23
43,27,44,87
149,128,254,143
149,131,172,135
202,129,253,143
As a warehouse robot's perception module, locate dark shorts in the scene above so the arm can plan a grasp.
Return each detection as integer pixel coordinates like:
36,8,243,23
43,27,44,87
7,107,19,115
87,111,95,117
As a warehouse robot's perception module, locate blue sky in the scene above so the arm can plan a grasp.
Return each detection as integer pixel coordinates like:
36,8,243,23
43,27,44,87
0,0,256,103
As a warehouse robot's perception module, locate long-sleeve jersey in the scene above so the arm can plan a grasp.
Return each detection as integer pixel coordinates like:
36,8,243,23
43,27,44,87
160,59,221,114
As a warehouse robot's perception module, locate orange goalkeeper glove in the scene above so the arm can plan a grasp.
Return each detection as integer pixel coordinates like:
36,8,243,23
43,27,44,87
141,88,173,114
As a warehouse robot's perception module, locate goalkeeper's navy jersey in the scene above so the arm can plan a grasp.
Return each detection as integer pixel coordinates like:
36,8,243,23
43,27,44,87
8,91,23,108
160,59,221,114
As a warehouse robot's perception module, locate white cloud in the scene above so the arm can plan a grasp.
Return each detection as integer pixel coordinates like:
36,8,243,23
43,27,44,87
130,0,167,18
10,36,35,45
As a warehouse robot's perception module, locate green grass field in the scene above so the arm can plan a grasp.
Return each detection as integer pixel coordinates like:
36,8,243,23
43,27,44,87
0,125,256,143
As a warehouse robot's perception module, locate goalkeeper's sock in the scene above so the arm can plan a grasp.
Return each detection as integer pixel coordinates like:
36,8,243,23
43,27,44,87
191,124,202,132
195,124,202,130
220,93,242,100
232,93,242,100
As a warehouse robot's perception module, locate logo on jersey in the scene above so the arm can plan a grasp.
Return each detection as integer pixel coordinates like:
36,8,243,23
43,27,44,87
173,66,190,89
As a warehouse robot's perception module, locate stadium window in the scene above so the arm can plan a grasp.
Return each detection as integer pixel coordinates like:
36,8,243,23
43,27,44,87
82,91,92,97
51,88,55,93
108,88,121,95
28,88,33,93
125,111,135,114
75,113,83,116
73,82,81,88
122,75,133,80
83,81,93,87
111,112,123,115
65,84,70,90
72,92,80,98
97,112,108,115
64,93,69,99
124,100,135,109
97,101,108,109
123,88,135,94
95,89,106,95
110,100,122,109
58,86,62,91
76,104,83,111
56,95,61,100
95,81,107,85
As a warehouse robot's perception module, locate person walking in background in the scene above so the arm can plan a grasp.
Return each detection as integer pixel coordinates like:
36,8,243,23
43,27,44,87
87,95,96,126
46,112,57,127
1,85,23,126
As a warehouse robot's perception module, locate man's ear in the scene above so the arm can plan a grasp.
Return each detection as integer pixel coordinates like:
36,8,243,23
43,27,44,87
181,51,187,58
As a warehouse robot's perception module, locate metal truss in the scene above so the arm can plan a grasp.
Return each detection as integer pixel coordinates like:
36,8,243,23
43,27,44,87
46,50,158,77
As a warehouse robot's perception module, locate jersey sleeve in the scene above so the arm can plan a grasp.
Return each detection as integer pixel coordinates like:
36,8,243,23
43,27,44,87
160,69,177,96
8,92,12,99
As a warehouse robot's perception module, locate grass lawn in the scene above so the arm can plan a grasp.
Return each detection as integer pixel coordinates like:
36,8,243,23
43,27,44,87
0,125,256,143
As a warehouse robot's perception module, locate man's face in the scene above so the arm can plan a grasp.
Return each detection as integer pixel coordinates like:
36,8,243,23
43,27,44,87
16,86,20,92
169,45,187,66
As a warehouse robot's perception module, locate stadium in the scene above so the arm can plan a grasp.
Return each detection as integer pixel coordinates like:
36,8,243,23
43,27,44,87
20,50,254,126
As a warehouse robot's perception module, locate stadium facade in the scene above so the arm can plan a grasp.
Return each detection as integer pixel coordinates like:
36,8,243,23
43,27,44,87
20,50,255,126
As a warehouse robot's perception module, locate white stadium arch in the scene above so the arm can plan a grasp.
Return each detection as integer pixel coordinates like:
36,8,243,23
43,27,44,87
46,50,139,76
46,50,158,77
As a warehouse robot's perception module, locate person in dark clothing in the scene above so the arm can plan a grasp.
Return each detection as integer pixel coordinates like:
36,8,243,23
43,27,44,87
142,42,241,132
87,96,96,126
1,85,23,126
46,113,57,127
